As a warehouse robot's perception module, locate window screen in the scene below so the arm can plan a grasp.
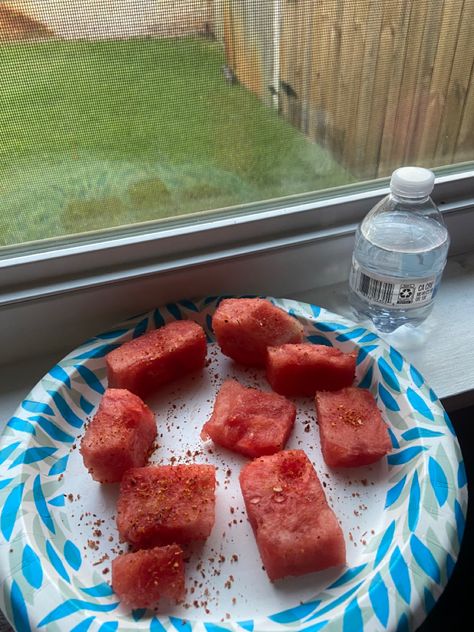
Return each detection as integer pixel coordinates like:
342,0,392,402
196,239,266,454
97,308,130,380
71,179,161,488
1,0,473,248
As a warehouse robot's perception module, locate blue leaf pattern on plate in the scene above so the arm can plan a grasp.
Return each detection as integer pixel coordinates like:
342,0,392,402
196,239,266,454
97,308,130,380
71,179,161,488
358,332,379,343
429,388,438,402
314,322,348,332
70,617,95,632
328,564,367,588
75,365,105,395
132,609,146,621
150,618,167,632
357,345,378,365
387,446,426,466
455,500,465,544
46,541,70,583
424,587,436,615
410,535,441,584
378,384,400,411
21,400,54,415
48,454,69,476
179,299,200,312
446,553,456,580
458,461,467,488
11,580,31,632
443,411,455,436
64,540,82,571
428,457,448,507
336,327,367,341
269,601,319,623
48,366,71,388
0,477,14,491
79,396,95,415
401,428,443,441
7,418,36,435
385,478,407,509
358,365,373,389
22,545,43,589
33,475,55,534
38,599,118,626
47,391,84,428
409,365,424,388
408,472,420,532
389,347,403,371
342,598,363,632
303,621,329,632
307,335,332,347
133,318,148,339
153,309,165,328
166,304,182,320
9,446,58,469
95,329,128,340
170,617,192,632
73,344,120,360
204,624,232,632
81,584,115,598
389,547,411,604
396,613,409,632
0,442,21,465
378,358,401,392
48,495,65,507
1,482,25,541
305,583,363,621
375,521,396,566
30,415,75,443
388,427,400,449
369,573,389,627
237,622,254,632
406,388,434,421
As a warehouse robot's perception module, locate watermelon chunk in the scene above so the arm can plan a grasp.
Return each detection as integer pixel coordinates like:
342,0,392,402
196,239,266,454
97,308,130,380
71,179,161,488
212,298,304,366
239,450,346,580
266,343,356,396
106,320,207,398
315,387,392,467
112,544,185,608
80,388,156,483
117,464,216,548
201,379,296,458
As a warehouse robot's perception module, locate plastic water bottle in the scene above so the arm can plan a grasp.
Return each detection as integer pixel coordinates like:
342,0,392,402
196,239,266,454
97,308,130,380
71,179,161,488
348,167,450,333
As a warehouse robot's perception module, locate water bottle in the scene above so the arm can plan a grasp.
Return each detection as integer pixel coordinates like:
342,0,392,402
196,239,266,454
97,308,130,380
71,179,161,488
348,167,450,333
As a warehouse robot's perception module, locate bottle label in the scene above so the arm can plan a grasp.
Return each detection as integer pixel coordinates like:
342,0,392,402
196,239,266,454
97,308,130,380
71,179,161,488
349,261,438,309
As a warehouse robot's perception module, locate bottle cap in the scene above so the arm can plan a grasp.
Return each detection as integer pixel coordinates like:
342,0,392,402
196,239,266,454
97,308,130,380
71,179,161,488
390,167,435,198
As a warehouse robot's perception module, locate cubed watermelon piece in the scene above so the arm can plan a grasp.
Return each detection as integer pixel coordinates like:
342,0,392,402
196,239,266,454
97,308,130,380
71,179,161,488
212,298,304,367
106,320,207,398
315,387,392,467
112,544,185,608
266,343,356,396
80,388,156,483
201,379,296,458
117,464,216,548
239,450,346,580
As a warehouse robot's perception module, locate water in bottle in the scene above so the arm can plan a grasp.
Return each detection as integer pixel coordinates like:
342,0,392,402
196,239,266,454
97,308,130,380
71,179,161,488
348,167,450,333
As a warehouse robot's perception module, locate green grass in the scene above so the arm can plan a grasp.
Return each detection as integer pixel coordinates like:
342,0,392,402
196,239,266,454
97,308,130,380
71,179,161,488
0,37,352,246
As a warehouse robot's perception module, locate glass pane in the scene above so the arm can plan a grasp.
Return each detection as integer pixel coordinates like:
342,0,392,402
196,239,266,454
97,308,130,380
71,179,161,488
1,0,473,248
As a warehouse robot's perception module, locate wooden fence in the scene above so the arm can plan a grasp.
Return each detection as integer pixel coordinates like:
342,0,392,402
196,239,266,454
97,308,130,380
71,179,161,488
219,0,474,179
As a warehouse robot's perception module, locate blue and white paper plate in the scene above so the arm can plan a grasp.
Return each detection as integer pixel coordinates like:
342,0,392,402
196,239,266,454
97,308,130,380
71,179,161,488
0,297,467,632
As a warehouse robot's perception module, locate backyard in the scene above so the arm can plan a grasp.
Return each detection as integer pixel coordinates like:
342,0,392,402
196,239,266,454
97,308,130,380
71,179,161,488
0,36,350,247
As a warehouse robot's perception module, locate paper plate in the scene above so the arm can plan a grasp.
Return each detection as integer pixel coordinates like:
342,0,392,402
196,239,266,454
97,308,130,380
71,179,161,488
0,297,467,632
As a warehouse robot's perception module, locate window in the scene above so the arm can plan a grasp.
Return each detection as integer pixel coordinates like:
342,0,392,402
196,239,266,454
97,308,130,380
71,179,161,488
1,0,473,253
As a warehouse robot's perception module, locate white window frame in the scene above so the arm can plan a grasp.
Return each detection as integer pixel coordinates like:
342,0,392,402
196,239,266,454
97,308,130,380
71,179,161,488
1,168,473,365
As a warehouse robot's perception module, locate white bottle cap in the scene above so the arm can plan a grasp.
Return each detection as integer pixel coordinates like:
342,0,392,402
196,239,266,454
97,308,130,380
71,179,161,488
390,167,435,198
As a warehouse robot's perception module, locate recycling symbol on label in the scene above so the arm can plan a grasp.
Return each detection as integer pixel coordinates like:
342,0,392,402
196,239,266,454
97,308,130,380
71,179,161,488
399,287,413,299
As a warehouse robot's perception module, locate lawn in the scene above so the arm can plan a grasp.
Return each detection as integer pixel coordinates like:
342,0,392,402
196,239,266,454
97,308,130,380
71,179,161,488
0,37,352,247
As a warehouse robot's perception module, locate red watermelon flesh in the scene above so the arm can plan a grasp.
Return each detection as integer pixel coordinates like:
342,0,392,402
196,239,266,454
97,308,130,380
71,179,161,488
106,320,207,399
112,544,185,607
266,343,356,396
239,450,346,580
117,464,216,548
201,379,296,458
315,387,392,467
80,388,156,483
212,298,304,367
